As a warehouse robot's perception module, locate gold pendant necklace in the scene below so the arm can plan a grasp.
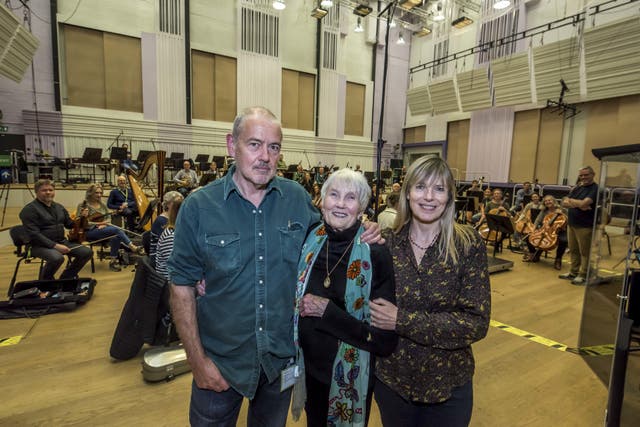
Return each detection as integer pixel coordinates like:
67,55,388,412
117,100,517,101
324,237,355,288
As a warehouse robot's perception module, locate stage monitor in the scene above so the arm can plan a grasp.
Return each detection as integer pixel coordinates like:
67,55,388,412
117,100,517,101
137,150,153,163
110,146,127,161
81,147,102,162
195,154,209,163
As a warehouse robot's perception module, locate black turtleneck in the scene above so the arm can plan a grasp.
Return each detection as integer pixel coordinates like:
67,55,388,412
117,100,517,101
299,220,397,385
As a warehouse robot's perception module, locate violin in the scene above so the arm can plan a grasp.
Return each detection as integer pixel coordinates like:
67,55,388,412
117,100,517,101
68,201,89,243
528,211,567,251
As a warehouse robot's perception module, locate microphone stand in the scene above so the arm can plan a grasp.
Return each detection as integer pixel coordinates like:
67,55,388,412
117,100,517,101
373,1,397,219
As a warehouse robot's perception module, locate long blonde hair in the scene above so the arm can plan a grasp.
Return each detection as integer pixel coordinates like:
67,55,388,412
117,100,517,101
393,156,475,264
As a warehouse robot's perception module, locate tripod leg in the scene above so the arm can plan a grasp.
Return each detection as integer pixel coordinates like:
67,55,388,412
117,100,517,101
1,183,10,227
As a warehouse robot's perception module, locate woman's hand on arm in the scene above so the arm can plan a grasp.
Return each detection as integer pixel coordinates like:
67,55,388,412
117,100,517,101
370,298,398,331
299,294,329,317
361,220,385,245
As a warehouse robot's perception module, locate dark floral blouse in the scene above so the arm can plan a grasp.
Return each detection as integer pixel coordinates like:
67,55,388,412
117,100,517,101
375,223,491,403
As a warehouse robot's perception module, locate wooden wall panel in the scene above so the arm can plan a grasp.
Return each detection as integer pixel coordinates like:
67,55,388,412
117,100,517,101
617,95,640,145
345,81,365,136
192,50,215,120
64,25,105,109
214,55,237,122
281,69,299,129
510,109,539,183
584,98,620,170
535,109,564,183
403,126,426,144
446,119,470,175
104,33,142,112
298,72,315,131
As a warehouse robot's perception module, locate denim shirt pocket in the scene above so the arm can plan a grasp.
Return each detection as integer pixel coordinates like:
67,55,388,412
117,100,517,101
204,233,242,275
279,222,305,265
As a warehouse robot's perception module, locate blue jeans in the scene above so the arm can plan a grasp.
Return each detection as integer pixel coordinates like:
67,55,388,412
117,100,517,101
374,378,473,427
190,370,292,427
86,225,131,257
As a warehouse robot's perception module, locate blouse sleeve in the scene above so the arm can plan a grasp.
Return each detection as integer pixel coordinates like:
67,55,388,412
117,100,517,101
396,233,491,350
315,243,398,356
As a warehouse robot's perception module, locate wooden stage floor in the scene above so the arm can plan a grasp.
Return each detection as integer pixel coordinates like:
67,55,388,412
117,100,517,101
0,222,635,426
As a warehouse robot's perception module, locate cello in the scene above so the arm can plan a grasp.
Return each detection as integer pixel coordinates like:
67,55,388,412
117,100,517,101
528,211,567,252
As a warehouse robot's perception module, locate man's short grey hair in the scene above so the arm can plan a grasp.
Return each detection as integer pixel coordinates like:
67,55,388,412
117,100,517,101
231,106,281,141
34,179,54,191
320,168,371,214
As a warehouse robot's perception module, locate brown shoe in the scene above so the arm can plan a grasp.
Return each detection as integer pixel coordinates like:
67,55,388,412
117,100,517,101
554,259,562,270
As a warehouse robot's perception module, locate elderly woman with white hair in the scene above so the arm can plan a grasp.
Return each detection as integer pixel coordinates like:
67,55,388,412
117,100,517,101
293,168,397,427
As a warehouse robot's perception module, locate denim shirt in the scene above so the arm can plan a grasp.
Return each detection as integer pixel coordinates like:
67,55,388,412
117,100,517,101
168,166,320,398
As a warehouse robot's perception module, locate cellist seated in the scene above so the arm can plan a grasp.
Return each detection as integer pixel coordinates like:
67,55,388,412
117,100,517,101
76,184,143,272
472,188,511,226
522,195,568,270
513,193,542,248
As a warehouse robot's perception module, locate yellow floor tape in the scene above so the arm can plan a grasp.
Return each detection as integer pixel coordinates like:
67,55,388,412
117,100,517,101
0,335,23,347
490,319,614,356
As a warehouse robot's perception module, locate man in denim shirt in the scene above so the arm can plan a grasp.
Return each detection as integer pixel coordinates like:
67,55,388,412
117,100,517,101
169,107,380,426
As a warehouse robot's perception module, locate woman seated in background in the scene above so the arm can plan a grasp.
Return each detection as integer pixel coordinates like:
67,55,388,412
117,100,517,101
370,156,491,427
311,182,322,210
77,184,142,272
154,196,183,280
148,190,183,265
522,195,568,270
292,168,397,427
512,192,542,247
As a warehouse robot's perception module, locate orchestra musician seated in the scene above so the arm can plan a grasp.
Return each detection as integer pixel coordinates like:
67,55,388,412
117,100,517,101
19,179,93,281
77,184,143,272
471,188,510,226
513,192,542,247
107,175,139,231
198,161,219,187
277,153,287,170
174,160,198,197
510,181,534,214
522,195,568,270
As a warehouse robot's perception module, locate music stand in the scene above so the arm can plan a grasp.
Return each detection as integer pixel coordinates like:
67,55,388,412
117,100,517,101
110,147,127,161
81,148,102,163
212,156,225,169
195,154,209,170
455,198,469,224
529,208,542,223
287,164,298,172
137,150,153,164
486,214,515,257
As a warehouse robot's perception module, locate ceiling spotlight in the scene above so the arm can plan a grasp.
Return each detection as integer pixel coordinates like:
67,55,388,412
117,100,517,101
320,0,333,7
493,0,511,9
400,0,422,10
353,3,373,17
451,16,473,28
311,7,328,19
272,0,286,10
354,17,364,32
397,32,406,45
413,27,432,37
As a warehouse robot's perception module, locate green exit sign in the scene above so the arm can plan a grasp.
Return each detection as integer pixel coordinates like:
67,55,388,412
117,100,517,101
0,125,8,133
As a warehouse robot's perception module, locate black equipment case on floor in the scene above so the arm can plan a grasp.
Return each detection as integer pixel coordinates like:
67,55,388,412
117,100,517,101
0,278,97,318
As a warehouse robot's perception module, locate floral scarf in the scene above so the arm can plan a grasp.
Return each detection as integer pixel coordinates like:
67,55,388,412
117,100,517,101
292,223,372,427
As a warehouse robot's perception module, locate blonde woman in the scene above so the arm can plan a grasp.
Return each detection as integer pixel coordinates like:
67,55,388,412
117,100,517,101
370,156,491,427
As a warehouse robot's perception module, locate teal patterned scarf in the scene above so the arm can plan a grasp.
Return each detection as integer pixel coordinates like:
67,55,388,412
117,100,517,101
293,223,372,427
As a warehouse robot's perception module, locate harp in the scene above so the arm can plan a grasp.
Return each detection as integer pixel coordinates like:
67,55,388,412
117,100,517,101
126,151,166,231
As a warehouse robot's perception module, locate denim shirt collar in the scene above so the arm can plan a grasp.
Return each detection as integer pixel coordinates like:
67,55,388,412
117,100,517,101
222,164,284,201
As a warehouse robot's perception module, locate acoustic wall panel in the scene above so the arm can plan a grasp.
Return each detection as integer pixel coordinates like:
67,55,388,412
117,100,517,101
427,79,459,115
584,15,640,101
406,85,432,115
533,37,580,104
491,53,531,106
457,68,492,112
0,3,39,83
